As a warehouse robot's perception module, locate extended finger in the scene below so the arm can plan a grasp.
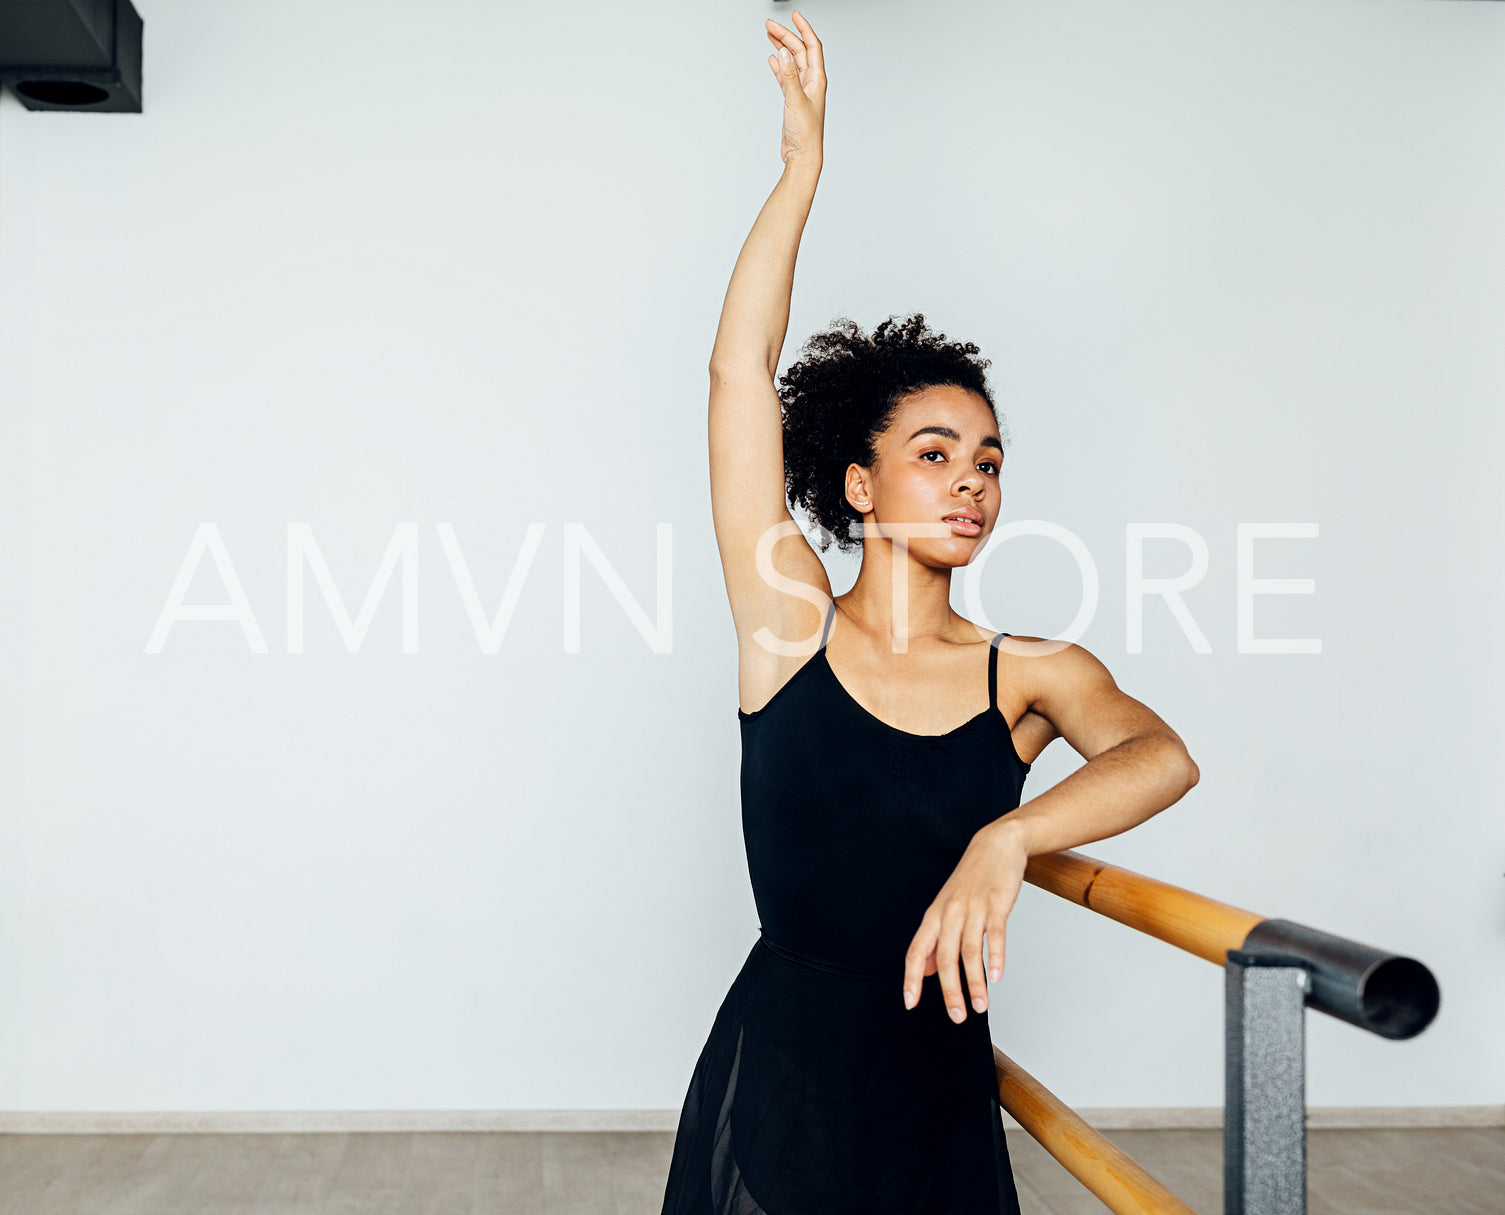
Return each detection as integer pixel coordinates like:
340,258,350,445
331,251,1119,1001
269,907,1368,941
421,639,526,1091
903,915,938,1010
963,907,991,1013
936,901,967,1023
987,911,1007,982
789,10,824,74
763,18,809,73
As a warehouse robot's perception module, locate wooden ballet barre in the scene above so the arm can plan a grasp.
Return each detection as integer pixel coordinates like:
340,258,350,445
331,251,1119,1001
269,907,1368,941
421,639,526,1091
1012,850,1440,1213
993,1047,1198,1215
1024,849,1262,966
1022,849,1439,1039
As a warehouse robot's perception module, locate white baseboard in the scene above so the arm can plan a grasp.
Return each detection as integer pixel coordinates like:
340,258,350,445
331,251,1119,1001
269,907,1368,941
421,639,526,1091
0,1106,1500,1134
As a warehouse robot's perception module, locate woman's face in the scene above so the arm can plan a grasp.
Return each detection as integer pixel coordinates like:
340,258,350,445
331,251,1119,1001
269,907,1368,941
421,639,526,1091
846,385,1004,566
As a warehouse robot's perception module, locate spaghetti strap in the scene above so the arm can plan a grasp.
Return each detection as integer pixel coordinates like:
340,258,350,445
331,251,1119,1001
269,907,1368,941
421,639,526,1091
989,631,1011,712
819,599,836,650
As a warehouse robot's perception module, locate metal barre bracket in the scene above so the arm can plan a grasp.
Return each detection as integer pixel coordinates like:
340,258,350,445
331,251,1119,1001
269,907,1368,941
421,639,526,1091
1225,948,1310,1215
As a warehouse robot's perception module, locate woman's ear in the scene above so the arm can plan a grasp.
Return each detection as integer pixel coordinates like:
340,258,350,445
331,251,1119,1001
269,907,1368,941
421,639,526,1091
845,464,872,513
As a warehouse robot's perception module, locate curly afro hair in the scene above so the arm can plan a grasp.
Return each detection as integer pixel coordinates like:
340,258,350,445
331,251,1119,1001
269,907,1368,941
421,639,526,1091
778,312,1009,554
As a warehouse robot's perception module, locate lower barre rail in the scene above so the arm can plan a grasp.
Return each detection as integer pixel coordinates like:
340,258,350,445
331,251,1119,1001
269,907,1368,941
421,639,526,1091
993,1047,1197,1215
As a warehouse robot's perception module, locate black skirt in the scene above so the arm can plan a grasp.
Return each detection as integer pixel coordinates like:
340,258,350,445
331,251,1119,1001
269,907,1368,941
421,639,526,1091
659,934,1022,1215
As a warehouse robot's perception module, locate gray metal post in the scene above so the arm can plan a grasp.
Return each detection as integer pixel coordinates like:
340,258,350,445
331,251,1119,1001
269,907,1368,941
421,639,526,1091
1225,949,1310,1215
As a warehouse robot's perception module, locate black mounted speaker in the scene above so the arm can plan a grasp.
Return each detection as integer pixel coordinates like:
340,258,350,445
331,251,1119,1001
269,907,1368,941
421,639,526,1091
0,0,143,112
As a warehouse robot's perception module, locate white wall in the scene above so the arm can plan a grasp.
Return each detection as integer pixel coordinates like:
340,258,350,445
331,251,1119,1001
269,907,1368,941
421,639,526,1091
1,0,1500,1115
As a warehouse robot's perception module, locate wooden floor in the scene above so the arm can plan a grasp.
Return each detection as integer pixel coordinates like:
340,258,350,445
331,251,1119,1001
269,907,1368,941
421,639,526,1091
1,1126,1501,1214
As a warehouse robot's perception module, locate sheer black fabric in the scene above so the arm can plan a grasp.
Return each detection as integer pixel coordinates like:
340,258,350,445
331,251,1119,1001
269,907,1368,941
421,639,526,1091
662,603,1031,1214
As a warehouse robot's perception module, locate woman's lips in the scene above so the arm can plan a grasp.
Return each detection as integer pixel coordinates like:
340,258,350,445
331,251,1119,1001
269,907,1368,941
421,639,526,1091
944,517,982,536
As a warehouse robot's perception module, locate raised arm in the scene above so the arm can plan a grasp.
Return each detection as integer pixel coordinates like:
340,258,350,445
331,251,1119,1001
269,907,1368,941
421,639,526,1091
708,13,833,708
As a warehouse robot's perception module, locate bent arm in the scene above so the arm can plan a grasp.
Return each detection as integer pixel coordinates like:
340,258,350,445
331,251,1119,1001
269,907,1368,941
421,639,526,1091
988,641,1200,857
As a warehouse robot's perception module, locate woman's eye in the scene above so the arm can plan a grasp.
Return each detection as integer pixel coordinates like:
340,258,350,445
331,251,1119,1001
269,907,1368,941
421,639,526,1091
922,450,998,474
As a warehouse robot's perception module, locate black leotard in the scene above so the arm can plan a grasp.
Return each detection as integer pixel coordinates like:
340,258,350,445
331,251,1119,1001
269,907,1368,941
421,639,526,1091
661,600,1031,1214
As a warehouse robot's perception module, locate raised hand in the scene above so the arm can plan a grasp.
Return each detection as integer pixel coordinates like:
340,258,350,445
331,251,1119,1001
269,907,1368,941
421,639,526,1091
764,10,826,167
902,822,1030,1022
